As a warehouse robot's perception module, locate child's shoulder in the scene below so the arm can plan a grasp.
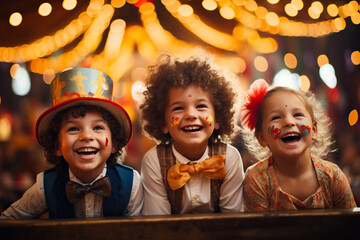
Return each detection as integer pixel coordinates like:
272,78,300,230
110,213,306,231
246,158,271,175
143,145,159,159
112,163,134,173
312,157,343,177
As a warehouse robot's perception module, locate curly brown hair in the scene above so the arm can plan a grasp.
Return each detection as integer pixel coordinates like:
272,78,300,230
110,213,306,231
140,54,239,144
38,105,127,170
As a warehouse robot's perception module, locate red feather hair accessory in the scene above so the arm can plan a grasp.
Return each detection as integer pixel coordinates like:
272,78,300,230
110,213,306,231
240,79,269,130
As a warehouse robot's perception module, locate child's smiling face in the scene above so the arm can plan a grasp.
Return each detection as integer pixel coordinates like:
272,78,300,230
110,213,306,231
256,91,317,159
57,110,115,182
162,85,219,159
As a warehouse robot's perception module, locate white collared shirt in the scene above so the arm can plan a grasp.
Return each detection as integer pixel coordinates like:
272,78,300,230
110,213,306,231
141,144,245,215
68,166,108,218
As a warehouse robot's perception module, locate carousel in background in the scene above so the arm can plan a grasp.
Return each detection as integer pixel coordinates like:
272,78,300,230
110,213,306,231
0,0,360,210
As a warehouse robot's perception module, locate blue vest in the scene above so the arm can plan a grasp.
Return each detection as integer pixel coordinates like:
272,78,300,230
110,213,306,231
44,164,133,219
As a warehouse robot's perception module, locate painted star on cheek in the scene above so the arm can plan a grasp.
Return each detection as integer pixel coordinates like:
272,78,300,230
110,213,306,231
205,114,214,126
268,125,281,140
300,120,311,136
171,117,180,127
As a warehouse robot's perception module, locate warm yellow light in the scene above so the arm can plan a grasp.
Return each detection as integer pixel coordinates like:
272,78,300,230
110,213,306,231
0,116,12,141
244,0,257,12
348,109,358,126
327,4,338,17
39,3,52,16
349,1,359,12
111,0,125,8
299,75,311,91
255,6,268,19
351,51,360,65
43,69,56,84
312,1,323,13
285,3,298,17
265,12,279,26
220,6,235,20
333,17,346,31
178,4,193,17
317,54,329,67
10,64,20,78
139,2,155,14
232,0,245,6
291,0,303,10
9,12,22,26
104,19,126,58
254,56,268,72
63,0,77,10
235,57,247,73
308,7,320,19
202,0,217,11
87,0,103,17
351,12,360,24
267,0,279,4
284,53,297,69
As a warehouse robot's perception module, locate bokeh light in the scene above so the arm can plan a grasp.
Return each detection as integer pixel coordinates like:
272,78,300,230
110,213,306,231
9,12,22,26
351,50,360,65
39,3,52,16
254,56,268,72
319,63,337,89
349,109,358,126
284,53,297,69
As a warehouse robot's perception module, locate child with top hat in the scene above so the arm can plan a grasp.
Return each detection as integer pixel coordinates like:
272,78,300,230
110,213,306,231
240,79,356,211
1,68,143,219
139,53,245,215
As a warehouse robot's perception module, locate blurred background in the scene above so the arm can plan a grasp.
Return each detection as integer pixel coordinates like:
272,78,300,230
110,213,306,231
0,0,359,212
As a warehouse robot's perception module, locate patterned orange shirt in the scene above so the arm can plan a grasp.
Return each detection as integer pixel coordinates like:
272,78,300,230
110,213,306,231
244,156,357,211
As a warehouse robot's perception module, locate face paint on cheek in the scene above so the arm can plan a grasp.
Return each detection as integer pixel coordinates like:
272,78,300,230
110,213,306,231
171,117,179,127
105,137,108,147
300,120,311,136
205,114,214,126
268,125,281,140
188,94,192,98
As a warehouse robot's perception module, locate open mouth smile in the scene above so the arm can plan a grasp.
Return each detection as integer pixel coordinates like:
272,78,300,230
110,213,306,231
181,125,203,132
281,133,301,143
76,148,99,156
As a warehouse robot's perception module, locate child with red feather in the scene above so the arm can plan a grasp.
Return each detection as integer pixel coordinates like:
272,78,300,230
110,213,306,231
240,79,356,211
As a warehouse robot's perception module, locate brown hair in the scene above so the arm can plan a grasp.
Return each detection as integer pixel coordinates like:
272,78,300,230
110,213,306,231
39,105,127,169
140,54,240,144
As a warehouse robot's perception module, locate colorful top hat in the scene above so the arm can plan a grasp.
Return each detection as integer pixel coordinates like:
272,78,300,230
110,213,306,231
36,68,132,146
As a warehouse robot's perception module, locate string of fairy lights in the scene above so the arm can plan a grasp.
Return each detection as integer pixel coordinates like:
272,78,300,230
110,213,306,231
0,0,359,131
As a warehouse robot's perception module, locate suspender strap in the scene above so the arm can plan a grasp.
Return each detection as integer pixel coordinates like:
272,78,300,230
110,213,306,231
157,143,184,214
209,141,227,213
157,141,227,214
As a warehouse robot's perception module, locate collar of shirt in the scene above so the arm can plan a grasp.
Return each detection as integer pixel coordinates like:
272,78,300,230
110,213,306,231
171,144,210,165
68,165,108,186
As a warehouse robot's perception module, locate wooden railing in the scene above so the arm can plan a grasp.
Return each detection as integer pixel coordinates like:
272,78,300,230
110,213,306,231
1,208,360,240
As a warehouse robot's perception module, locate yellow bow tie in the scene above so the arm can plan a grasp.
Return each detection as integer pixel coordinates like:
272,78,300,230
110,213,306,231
167,155,226,191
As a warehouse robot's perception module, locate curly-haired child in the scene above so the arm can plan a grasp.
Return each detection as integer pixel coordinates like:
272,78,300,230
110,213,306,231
140,53,245,215
240,79,356,211
1,68,143,219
